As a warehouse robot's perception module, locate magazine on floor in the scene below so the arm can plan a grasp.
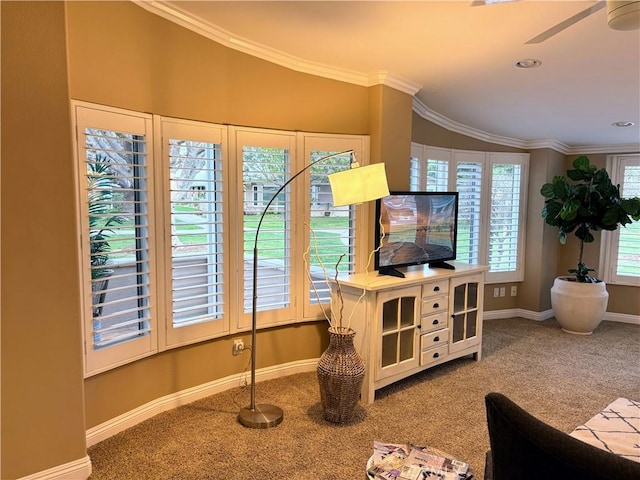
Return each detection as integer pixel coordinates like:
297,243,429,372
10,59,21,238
368,441,472,480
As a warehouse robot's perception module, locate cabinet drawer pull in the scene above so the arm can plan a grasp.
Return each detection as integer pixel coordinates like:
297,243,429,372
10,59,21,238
434,336,440,342
434,286,440,292
433,303,439,309
432,319,439,325
433,352,440,358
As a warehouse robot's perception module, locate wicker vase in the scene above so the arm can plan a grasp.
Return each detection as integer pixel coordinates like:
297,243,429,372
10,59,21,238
317,326,365,423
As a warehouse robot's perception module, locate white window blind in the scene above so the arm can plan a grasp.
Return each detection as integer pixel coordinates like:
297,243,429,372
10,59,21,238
427,160,450,192
601,154,640,286
489,162,522,273
169,141,224,325
74,102,157,375
85,130,152,347
410,145,529,282
76,103,371,373
456,162,483,265
241,143,293,319
618,163,640,278
307,149,356,305
410,144,451,192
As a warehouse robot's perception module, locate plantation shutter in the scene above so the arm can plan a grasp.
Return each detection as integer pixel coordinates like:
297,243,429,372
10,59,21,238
161,118,229,346
75,103,157,375
410,145,451,192
307,149,357,305
617,160,640,279
455,160,484,264
235,129,298,329
488,154,527,280
603,155,640,285
85,129,152,347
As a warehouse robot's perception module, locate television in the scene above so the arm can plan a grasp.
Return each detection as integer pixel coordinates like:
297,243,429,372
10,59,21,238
374,191,458,277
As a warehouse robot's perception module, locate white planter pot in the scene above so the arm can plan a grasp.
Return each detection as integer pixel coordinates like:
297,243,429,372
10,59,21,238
550,276,609,335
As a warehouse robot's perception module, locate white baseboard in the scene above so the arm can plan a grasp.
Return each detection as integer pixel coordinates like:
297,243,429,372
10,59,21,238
86,358,318,447
483,308,554,321
484,308,639,325
603,311,640,325
18,455,91,480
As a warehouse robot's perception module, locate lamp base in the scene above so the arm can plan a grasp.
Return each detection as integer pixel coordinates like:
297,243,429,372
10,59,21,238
238,404,283,429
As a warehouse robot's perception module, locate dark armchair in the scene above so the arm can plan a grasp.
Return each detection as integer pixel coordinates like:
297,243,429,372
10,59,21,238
484,392,640,480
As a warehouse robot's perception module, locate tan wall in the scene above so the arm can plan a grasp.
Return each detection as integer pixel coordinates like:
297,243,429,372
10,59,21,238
66,1,370,135
85,324,328,426
370,86,414,190
1,2,87,478
519,148,566,312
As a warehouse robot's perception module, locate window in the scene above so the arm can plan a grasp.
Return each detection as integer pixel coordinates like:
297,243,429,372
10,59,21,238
234,128,297,330
75,102,371,375
488,156,524,277
159,118,229,347
74,103,157,375
410,144,529,283
600,154,640,286
302,135,370,320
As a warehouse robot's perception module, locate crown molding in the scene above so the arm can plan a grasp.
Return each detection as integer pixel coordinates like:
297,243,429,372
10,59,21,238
134,2,638,156
413,97,640,155
565,143,640,155
412,97,533,150
134,1,420,96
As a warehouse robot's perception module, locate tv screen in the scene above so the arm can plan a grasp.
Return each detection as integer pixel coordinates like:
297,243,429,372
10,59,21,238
374,192,458,277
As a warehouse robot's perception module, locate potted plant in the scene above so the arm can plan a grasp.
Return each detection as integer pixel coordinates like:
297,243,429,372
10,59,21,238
540,155,640,334
88,155,122,318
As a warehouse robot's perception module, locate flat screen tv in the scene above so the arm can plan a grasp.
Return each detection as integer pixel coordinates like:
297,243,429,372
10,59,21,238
374,191,458,277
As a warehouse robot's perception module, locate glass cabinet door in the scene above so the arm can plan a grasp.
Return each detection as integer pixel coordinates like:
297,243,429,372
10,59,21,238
450,274,482,353
376,286,421,381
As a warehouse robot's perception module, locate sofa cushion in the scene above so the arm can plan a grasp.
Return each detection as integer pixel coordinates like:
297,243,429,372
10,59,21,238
484,392,640,480
570,397,639,462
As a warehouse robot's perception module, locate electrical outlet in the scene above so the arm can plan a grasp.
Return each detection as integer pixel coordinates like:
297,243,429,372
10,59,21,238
493,287,499,298
232,339,245,356
511,286,517,296
499,287,506,297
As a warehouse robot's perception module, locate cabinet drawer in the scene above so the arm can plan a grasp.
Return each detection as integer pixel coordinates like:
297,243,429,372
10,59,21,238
421,312,448,333
421,294,448,316
423,281,449,298
421,329,448,351
421,344,449,366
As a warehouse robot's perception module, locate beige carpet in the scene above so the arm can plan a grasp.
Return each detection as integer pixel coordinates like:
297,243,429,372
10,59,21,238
88,318,640,479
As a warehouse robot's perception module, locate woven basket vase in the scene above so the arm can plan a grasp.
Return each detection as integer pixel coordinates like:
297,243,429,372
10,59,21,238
317,326,365,423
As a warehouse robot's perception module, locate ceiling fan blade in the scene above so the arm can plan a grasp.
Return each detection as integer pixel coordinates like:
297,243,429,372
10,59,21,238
525,1,606,44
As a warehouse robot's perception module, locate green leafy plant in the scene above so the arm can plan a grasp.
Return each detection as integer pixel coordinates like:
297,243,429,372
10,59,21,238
88,155,123,280
541,155,640,283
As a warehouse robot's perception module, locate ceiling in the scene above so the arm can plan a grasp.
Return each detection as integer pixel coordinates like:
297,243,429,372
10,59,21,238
140,1,640,152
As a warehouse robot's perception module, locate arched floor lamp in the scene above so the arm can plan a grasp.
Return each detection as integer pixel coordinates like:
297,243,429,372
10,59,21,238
238,150,389,429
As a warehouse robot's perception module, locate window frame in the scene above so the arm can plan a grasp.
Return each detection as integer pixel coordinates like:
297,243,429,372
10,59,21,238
155,117,231,349
410,143,529,283
73,101,158,376
599,154,640,287
300,133,372,321
74,102,372,375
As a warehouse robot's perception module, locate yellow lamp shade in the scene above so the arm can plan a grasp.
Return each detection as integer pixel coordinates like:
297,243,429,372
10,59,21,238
328,163,390,207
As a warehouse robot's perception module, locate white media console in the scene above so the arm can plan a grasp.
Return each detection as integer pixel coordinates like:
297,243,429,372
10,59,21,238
331,262,489,404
